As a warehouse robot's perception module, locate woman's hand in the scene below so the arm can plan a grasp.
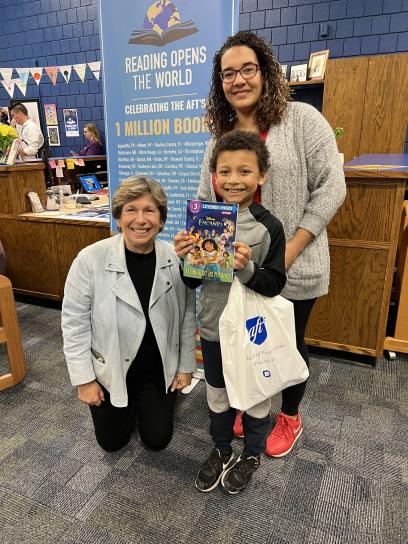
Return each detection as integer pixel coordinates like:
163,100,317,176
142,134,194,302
173,230,194,259
77,380,105,406
233,241,252,270
285,229,314,270
285,240,298,271
170,372,193,392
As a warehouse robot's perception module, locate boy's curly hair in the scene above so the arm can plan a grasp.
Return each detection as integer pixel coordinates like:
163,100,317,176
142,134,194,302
210,130,270,175
206,31,290,138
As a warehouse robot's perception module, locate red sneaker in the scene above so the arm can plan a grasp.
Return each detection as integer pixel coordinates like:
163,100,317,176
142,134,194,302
233,411,244,438
265,413,303,457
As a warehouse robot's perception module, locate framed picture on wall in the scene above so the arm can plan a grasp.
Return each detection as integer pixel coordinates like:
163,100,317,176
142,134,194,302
280,64,288,79
47,125,60,146
44,104,58,126
290,64,308,83
308,50,329,80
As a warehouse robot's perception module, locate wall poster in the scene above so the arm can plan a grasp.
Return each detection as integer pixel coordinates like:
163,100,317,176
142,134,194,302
44,104,58,126
63,108,79,137
99,0,240,241
47,125,60,146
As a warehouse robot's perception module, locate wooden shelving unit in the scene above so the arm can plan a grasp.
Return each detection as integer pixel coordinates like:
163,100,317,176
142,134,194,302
288,79,324,86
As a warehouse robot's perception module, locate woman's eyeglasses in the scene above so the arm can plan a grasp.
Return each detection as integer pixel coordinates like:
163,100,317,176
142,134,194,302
219,63,260,83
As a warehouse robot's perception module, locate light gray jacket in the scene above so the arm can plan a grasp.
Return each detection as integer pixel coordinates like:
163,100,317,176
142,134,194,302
197,101,346,300
61,234,196,407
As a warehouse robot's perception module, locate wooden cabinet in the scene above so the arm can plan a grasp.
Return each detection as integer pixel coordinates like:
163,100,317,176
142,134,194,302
17,216,109,299
322,53,408,163
0,214,109,300
0,162,46,213
0,162,109,300
305,169,407,357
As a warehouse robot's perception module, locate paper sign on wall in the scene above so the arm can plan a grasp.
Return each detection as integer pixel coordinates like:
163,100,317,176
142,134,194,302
63,109,79,137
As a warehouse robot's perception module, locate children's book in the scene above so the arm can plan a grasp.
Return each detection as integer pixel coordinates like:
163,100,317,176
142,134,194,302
183,200,238,283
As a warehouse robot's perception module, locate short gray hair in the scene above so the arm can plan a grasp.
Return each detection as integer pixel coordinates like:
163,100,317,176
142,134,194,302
111,176,167,227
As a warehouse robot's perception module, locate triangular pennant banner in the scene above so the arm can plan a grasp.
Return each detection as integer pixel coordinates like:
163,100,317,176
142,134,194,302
14,78,27,96
16,68,30,86
73,63,87,82
0,68,13,84
59,65,72,83
1,79,15,97
30,68,43,85
45,66,59,86
88,61,101,80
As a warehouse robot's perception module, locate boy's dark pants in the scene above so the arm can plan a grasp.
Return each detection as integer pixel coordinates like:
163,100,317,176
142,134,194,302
201,338,270,456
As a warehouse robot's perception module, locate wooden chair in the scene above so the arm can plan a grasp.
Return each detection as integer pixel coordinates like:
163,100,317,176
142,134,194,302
384,201,408,356
0,275,26,389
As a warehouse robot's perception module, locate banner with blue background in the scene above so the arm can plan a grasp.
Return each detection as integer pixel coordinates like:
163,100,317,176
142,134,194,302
99,0,239,241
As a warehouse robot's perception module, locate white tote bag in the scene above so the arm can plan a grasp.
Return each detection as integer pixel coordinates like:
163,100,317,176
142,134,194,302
219,278,309,411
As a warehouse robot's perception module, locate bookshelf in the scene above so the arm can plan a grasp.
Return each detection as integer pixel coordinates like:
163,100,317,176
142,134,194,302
288,79,324,87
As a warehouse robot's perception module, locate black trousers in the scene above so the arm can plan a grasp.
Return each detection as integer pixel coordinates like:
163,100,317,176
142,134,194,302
281,297,316,416
89,371,177,452
201,338,270,456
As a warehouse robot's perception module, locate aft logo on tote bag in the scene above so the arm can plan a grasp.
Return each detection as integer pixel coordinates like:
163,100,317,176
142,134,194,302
245,316,267,345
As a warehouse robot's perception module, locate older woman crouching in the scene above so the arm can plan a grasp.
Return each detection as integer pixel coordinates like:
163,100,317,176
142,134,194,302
62,176,196,452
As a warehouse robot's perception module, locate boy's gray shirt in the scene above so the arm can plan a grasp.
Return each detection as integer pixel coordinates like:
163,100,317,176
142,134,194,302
195,204,286,342
197,101,347,301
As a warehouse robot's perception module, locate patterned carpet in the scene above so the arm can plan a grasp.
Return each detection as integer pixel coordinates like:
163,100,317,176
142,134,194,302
0,301,407,544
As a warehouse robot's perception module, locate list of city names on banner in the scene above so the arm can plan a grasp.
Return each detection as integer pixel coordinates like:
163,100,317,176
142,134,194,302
115,87,208,237
99,0,239,241
117,138,205,234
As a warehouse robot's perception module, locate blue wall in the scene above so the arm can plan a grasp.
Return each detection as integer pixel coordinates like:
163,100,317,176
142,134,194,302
241,0,408,64
1,0,407,156
0,0,103,157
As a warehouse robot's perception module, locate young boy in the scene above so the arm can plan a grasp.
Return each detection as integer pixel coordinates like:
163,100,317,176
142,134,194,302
174,130,286,495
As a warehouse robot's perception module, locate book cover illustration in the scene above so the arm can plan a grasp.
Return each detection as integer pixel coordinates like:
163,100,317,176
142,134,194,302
183,200,238,283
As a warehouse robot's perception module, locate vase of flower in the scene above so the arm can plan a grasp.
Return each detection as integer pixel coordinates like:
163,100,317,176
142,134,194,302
0,124,19,164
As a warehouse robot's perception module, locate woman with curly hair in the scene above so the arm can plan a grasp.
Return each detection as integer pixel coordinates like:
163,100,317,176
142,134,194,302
197,31,346,459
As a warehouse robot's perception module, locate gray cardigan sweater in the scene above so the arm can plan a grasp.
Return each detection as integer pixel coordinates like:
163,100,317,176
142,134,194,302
197,101,347,300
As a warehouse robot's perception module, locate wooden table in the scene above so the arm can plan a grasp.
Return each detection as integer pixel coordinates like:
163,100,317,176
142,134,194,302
12,205,110,300
305,165,407,358
0,163,110,299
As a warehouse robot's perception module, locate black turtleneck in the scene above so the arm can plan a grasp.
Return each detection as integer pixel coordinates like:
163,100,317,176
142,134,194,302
125,247,163,382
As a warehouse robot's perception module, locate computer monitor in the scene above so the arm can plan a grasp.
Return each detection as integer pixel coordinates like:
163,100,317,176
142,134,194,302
78,174,102,193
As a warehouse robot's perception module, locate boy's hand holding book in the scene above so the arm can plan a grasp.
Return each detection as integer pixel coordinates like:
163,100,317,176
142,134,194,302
233,241,252,270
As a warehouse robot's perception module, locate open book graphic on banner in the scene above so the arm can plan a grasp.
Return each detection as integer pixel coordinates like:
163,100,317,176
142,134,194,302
183,200,238,283
129,20,198,46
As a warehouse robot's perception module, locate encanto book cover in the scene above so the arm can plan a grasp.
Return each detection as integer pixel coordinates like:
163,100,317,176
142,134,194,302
183,200,238,283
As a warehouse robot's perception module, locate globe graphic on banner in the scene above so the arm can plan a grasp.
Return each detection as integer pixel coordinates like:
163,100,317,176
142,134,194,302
129,0,198,46
143,1,180,35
